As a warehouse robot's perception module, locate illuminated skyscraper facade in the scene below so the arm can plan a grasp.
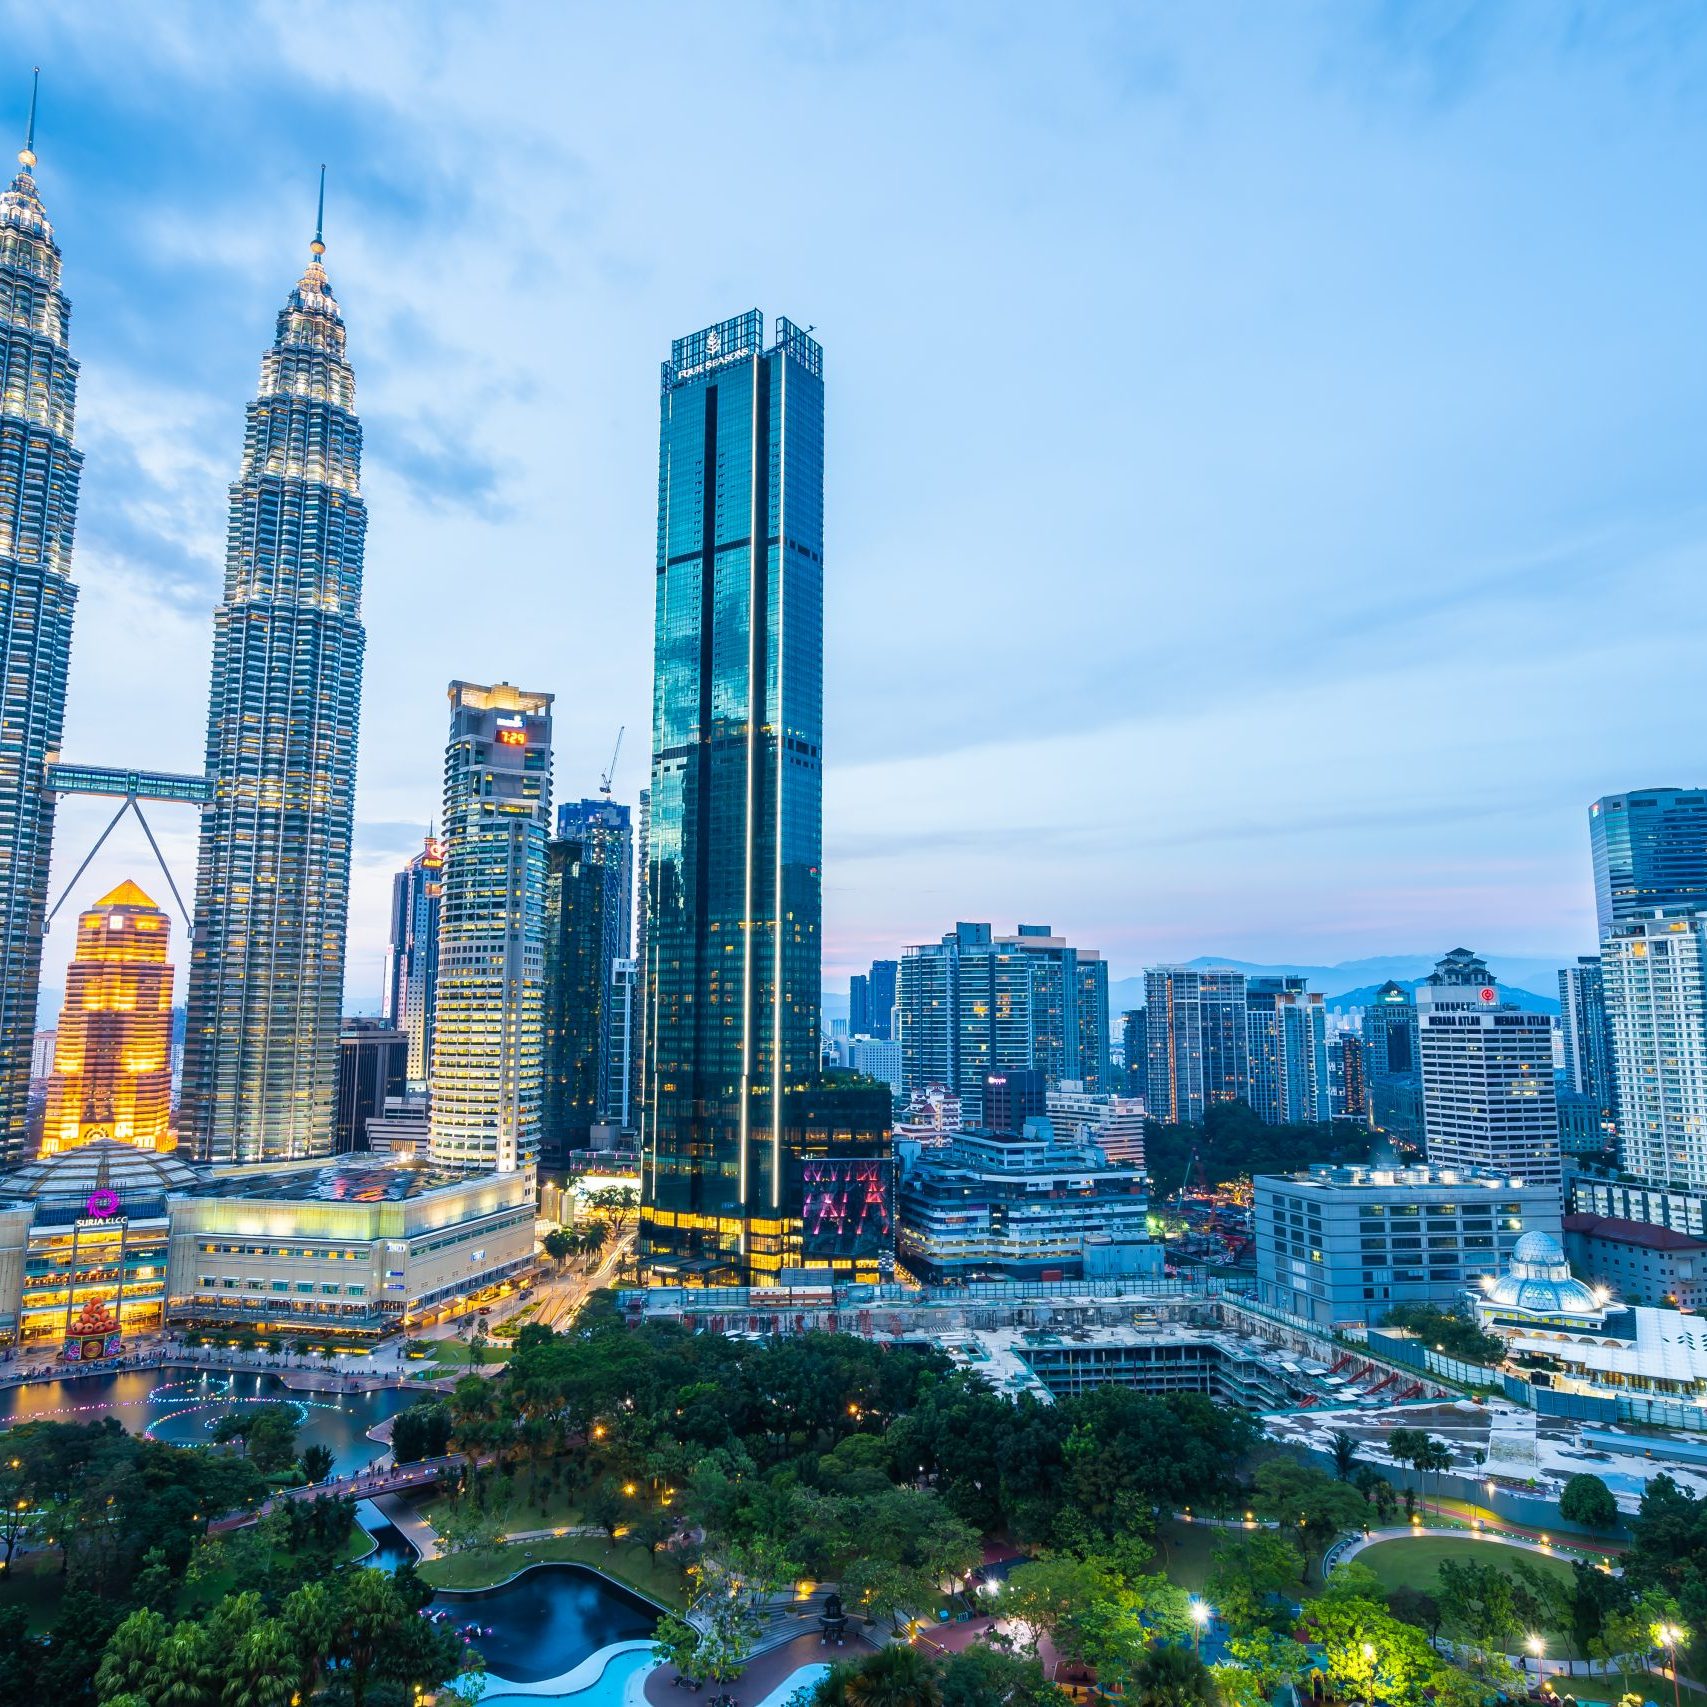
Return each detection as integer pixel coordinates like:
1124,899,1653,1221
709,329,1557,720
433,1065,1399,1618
181,196,366,1164
555,796,633,1124
383,835,443,1087
429,681,552,1173
0,95,83,1165
42,881,174,1155
642,311,843,1279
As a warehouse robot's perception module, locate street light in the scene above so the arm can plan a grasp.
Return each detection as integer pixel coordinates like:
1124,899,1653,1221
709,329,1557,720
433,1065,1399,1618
1190,1600,1211,1656
1656,1621,1688,1707
1527,1633,1545,1678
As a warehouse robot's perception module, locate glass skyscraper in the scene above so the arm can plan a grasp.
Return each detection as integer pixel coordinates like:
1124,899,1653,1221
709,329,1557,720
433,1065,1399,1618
429,681,552,1174
641,310,835,1280
556,796,633,1124
181,198,367,1163
1590,789,1707,938
0,97,82,1164
383,834,443,1088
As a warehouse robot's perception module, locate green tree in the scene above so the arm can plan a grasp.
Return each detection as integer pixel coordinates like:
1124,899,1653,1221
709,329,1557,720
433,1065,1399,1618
543,1226,576,1270
1207,1530,1302,1633
1331,1431,1358,1482
1302,1595,1437,1707
938,1644,1061,1707
1131,1643,1220,1707
1251,1458,1369,1579
840,1641,944,1707
651,1613,702,1680
1223,1630,1309,1694
1560,1472,1620,1533
300,1443,335,1485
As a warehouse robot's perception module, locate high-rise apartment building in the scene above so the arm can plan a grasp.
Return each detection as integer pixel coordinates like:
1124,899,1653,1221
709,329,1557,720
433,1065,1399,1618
1601,910,1707,1193
1334,1032,1371,1125
383,835,443,1088
182,194,366,1164
642,311,889,1282
1199,969,1250,1108
41,882,174,1155
1590,789,1707,938
1417,948,1560,1190
1119,1008,1147,1103
1246,976,1330,1126
1559,954,1617,1125
429,682,552,1173
0,95,83,1165
1144,968,1206,1125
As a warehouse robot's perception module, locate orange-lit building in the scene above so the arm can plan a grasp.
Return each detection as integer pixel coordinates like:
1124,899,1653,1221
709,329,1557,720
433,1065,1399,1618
41,881,175,1155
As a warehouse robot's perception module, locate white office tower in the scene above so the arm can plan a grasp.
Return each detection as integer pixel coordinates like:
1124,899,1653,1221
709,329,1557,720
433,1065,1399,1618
1416,948,1560,1192
1602,910,1707,1192
429,682,553,1173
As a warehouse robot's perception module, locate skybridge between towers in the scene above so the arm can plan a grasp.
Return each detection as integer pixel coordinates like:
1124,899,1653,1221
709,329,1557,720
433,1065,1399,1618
41,761,213,932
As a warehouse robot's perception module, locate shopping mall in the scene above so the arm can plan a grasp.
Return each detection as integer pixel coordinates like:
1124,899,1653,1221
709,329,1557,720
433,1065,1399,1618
0,1139,537,1353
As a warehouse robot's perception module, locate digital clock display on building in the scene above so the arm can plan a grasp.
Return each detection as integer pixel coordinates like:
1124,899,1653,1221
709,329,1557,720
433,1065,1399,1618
495,727,527,747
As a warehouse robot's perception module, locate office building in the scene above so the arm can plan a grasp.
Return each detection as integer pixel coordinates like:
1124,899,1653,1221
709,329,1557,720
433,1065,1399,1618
1362,979,1422,1142
430,681,553,1173
1589,789,1707,938
556,796,634,1125
1564,1213,1707,1312
334,1019,405,1154
1601,910,1707,1193
984,1068,1046,1136
383,836,443,1089
182,194,366,1164
606,958,638,1133
850,959,898,1042
1254,1162,1556,1328
30,1032,55,1085
848,1035,902,1100
897,923,1110,1120
643,311,890,1282
1559,955,1617,1126
1417,948,1560,1190
1558,1090,1613,1159
1046,1083,1147,1167
1246,975,1329,1126
0,95,83,1165
41,882,174,1156
543,835,613,1161
896,1121,1156,1282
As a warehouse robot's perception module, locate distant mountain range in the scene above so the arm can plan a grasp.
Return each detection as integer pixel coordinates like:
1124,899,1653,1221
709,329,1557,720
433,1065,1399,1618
1106,953,1564,1018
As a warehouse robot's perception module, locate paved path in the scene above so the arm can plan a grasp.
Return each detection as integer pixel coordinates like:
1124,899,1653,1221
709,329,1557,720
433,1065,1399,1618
208,1455,462,1533
372,1490,442,1562
643,1629,873,1707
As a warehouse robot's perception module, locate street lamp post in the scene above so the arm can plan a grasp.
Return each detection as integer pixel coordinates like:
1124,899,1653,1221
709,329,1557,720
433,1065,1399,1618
1191,1600,1211,1657
1527,1634,1545,1682
1658,1622,1688,1707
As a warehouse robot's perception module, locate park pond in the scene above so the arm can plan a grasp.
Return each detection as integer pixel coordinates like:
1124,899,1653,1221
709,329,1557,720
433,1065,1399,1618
0,1365,662,1685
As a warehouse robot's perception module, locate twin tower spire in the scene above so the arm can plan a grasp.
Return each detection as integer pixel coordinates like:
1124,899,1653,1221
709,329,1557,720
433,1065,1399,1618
0,73,370,1167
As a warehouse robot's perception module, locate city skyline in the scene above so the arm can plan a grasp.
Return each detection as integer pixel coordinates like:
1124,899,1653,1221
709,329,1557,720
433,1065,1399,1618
10,8,1707,1006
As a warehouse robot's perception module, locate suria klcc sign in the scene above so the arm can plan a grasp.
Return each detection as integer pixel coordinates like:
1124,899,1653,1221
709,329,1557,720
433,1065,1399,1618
62,1188,126,1361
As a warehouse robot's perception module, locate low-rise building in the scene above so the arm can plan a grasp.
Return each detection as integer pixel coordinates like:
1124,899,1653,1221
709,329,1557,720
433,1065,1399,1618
1564,1212,1707,1310
0,1140,536,1351
896,1120,1157,1283
1255,1162,1559,1328
1045,1084,1146,1167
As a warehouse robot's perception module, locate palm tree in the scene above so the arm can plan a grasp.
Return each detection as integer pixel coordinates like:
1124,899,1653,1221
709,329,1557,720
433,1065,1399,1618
842,1642,943,1707
1132,1644,1220,1707
1331,1430,1358,1481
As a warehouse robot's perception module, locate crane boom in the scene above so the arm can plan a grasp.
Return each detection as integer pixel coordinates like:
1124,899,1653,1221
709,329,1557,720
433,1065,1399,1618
599,726,625,797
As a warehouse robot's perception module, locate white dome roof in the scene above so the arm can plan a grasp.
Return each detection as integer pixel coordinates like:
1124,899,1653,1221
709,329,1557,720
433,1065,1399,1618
0,1138,204,1204
1485,1226,1603,1317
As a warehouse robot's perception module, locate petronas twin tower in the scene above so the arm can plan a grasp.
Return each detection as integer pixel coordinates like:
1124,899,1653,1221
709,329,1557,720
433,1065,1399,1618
0,91,367,1167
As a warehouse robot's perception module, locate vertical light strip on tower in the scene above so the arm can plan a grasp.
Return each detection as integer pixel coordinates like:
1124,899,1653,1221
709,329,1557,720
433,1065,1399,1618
0,74,83,1165
182,171,367,1163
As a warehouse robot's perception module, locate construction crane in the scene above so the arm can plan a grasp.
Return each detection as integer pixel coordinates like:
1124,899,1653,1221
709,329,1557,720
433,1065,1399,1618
599,727,624,798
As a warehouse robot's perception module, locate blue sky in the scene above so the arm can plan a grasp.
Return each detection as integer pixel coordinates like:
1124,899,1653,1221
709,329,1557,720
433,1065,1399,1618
9,1,1707,1005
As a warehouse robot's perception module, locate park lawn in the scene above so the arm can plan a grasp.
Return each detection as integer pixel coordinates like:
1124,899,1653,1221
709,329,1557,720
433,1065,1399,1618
418,1533,688,1610
1356,1535,1583,1657
1153,1517,1227,1592
421,1340,512,1371
419,1464,583,1535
